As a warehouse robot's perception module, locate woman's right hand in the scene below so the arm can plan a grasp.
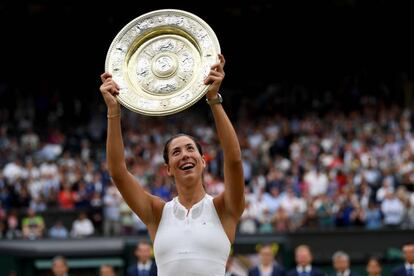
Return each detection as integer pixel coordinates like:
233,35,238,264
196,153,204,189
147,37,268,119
100,72,120,110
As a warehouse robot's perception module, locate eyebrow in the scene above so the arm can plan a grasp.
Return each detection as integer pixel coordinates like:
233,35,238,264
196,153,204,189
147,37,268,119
171,143,194,152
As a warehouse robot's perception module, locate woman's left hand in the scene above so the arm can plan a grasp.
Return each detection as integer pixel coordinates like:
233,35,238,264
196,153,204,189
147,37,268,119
204,54,225,99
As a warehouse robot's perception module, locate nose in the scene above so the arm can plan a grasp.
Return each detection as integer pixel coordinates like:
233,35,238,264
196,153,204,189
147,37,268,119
181,150,190,159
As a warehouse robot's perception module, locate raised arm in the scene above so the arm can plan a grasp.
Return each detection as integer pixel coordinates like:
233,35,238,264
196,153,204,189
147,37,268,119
205,55,245,227
99,73,164,239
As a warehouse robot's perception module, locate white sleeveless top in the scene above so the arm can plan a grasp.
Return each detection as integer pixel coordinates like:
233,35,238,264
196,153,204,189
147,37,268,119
154,194,231,276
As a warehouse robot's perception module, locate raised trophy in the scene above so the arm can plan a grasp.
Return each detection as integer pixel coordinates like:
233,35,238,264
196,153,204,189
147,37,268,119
105,9,221,116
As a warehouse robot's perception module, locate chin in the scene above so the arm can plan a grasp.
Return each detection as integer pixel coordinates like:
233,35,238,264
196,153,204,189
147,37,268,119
179,171,199,181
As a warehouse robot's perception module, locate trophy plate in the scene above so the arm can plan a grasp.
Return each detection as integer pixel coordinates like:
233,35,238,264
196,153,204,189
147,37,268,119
105,9,221,116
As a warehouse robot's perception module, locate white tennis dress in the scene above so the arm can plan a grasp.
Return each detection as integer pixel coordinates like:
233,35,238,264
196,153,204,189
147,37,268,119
153,194,231,276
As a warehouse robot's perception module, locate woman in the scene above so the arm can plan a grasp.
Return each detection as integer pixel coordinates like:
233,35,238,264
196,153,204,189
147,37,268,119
366,257,382,276
100,54,245,275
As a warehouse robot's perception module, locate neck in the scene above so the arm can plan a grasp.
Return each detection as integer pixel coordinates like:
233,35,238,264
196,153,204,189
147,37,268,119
176,183,206,209
139,260,150,265
261,263,272,268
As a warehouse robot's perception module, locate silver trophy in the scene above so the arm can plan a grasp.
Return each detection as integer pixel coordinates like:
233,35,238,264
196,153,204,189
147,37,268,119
105,9,221,116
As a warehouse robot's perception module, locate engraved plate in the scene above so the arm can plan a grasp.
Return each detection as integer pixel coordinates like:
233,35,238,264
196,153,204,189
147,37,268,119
105,9,220,116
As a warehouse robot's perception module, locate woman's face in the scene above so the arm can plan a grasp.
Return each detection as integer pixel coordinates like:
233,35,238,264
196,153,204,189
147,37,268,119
366,259,381,275
166,136,205,182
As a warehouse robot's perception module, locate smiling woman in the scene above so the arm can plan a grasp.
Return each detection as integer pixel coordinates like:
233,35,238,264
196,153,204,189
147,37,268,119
99,53,245,276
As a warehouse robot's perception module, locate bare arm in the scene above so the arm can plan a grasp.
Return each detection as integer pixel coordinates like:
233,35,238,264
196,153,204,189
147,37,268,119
205,55,245,222
99,73,164,237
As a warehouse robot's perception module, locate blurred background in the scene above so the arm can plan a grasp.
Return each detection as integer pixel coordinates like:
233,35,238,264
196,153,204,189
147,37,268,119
0,0,414,275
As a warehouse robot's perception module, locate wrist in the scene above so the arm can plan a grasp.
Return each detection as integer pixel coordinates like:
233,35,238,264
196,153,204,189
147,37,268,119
206,93,223,105
107,106,121,119
107,112,121,119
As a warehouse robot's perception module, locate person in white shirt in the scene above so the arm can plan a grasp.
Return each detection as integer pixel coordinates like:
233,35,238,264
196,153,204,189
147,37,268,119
100,54,244,276
381,192,404,227
70,212,94,238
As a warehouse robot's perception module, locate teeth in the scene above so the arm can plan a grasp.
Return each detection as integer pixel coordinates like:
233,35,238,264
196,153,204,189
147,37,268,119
180,163,194,170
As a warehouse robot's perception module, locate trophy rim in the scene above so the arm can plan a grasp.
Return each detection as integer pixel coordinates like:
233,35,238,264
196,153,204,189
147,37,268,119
104,9,221,116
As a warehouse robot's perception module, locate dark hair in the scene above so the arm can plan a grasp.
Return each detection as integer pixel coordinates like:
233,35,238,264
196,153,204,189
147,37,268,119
137,239,151,247
367,255,382,264
52,255,67,266
163,134,203,164
403,242,414,248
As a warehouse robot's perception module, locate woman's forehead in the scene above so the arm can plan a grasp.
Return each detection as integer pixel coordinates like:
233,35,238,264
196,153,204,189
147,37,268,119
169,136,195,148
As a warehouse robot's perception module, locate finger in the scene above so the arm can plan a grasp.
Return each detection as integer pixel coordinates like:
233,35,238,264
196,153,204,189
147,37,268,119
110,88,119,95
210,62,220,71
107,79,120,90
207,70,223,77
217,54,225,73
109,83,120,94
101,83,118,94
204,75,222,84
100,72,112,83
218,54,225,67
205,71,223,83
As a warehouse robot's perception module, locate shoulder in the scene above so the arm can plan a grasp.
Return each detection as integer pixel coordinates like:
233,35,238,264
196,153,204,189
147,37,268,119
311,268,325,276
391,264,405,273
273,264,286,273
248,266,259,275
126,264,136,273
150,260,157,272
274,264,285,270
286,269,297,276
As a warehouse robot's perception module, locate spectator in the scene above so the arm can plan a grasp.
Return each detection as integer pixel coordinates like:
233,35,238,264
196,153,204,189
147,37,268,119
381,192,404,228
48,220,69,239
70,211,94,238
21,207,44,239
51,255,69,276
100,264,116,276
239,199,259,234
248,244,285,276
364,201,382,230
5,209,21,239
119,201,135,235
392,242,414,276
366,257,382,276
330,250,359,276
58,182,76,209
103,181,122,236
226,255,241,276
127,240,157,276
286,244,325,276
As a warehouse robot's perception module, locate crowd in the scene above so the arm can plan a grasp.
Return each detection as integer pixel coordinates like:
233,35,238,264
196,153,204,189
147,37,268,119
42,241,414,275
0,74,414,239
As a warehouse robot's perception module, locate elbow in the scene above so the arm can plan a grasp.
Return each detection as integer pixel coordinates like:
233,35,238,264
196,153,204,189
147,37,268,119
237,200,246,217
234,200,245,219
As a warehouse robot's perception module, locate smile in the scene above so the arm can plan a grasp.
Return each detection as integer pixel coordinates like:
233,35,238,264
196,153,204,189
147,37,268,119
179,162,195,170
